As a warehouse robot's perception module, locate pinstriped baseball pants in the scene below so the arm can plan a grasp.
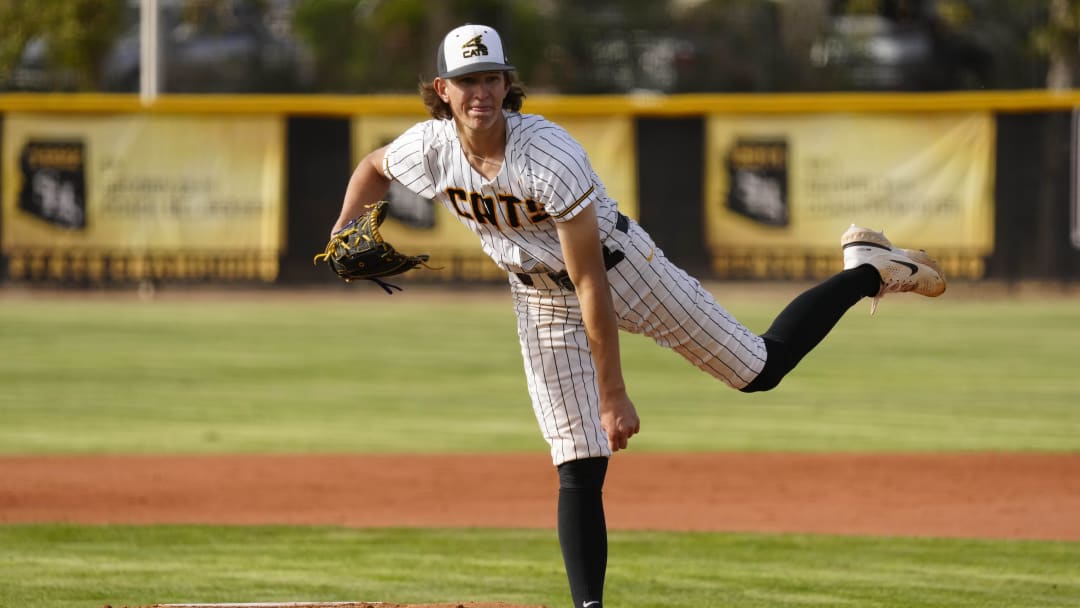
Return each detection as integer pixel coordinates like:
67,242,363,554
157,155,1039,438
510,217,768,466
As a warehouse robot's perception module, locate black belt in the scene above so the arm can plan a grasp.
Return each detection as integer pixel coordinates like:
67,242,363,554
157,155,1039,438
515,213,629,291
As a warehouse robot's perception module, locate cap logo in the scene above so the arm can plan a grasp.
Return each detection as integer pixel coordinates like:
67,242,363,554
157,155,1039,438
437,24,514,78
461,35,488,59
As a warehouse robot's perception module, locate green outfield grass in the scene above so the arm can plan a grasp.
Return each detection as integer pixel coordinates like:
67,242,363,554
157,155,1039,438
1,524,1078,608
3,287,1079,608
2,286,1078,454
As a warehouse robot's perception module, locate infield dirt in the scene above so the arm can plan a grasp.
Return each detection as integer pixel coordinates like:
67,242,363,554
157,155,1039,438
4,452,1079,540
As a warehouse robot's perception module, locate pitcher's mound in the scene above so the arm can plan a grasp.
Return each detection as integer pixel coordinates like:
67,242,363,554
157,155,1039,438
140,603,546,608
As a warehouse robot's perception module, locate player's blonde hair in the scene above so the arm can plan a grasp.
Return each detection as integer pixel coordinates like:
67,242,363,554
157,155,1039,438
419,72,526,120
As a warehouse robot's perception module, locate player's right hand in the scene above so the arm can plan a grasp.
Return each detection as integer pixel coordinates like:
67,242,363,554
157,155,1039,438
600,393,640,452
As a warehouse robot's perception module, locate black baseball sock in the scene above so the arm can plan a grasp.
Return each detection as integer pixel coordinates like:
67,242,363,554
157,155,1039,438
742,266,880,392
557,456,609,608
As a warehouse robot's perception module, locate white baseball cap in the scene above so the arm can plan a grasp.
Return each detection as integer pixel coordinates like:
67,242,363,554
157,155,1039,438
436,24,515,79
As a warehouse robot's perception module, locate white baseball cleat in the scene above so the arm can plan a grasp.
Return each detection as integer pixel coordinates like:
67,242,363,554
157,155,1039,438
841,224,946,314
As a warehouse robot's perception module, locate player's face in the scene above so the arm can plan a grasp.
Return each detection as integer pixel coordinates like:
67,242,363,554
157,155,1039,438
438,71,509,131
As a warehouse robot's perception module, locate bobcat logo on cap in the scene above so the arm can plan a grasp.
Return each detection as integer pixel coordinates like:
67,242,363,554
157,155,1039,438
461,35,489,59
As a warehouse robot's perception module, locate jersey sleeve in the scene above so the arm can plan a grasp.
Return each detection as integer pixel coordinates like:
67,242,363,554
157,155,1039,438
524,122,598,223
383,121,440,199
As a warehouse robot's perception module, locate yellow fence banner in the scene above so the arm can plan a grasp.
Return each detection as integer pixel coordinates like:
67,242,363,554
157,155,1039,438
705,112,995,259
2,113,284,281
352,114,636,279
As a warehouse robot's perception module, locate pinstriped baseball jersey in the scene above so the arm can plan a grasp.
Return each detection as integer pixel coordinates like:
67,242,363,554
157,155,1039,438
383,111,623,274
512,221,767,464
383,110,767,465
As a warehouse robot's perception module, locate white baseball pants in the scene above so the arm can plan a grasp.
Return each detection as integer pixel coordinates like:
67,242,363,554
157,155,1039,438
510,216,768,465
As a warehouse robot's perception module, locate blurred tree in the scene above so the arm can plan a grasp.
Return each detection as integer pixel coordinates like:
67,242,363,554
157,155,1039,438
1034,0,1080,88
289,0,1079,93
293,0,547,93
0,0,127,90
4,0,1068,93
813,0,1053,90
293,0,362,91
0,1,36,88
673,0,790,92
540,0,677,93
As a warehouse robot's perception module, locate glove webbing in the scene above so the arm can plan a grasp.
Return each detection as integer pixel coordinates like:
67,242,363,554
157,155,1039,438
312,223,369,265
313,222,437,294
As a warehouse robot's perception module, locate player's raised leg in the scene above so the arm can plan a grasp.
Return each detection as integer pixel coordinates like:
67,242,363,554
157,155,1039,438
742,224,946,392
841,225,947,314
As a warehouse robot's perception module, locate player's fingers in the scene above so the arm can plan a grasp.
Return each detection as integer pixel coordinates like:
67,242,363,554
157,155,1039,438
618,423,633,450
606,417,637,451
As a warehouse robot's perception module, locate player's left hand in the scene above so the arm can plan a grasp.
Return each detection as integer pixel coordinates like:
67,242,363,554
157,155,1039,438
313,200,432,294
600,393,640,452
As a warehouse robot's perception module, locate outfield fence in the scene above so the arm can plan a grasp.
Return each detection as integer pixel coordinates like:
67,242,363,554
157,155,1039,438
1,90,1078,287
